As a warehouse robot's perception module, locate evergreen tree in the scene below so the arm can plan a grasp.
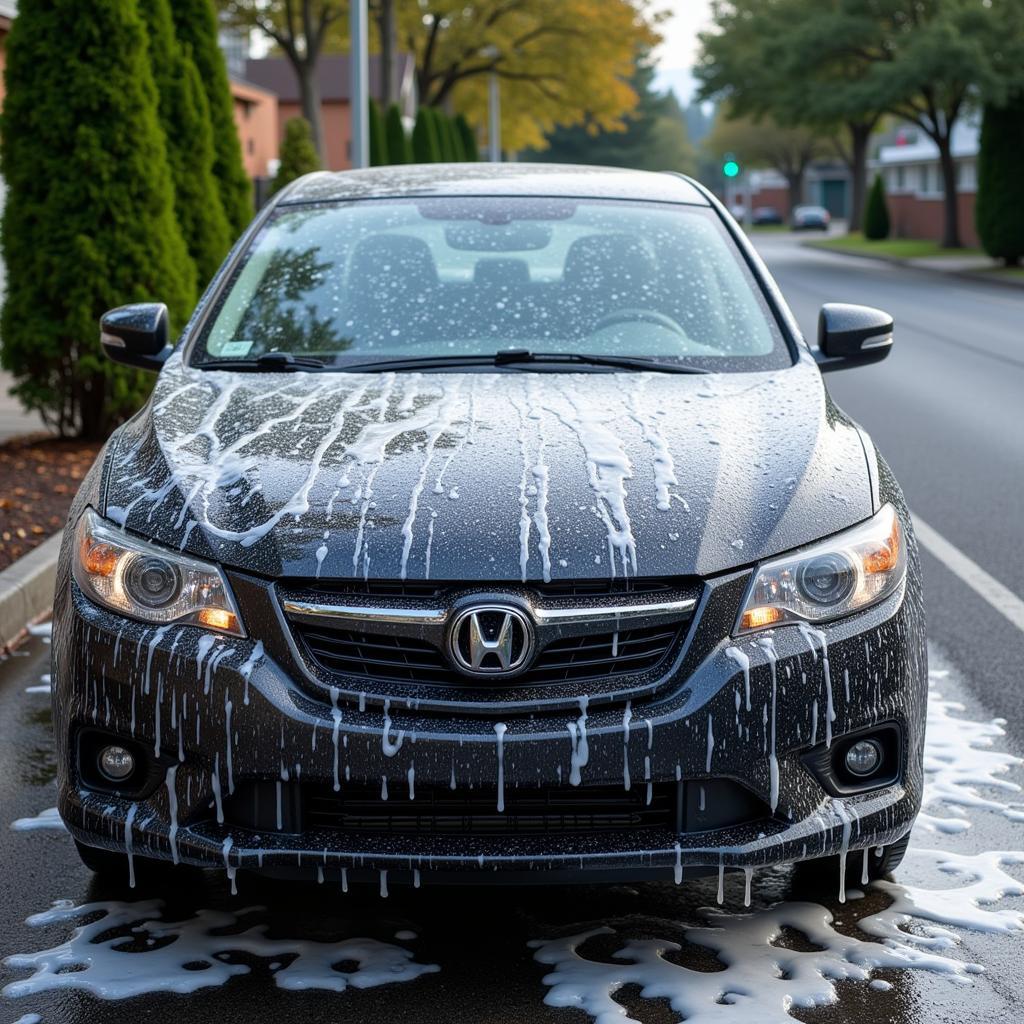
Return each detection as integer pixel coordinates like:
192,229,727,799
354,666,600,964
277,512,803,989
427,108,452,160
443,112,466,161
385,104,411,164
170,0,252,233
369,100,388,166
863,174,891,241
455,114,479,161
0,0,195,439
272,117,321,194
141,0,231,290
412,107,441,162
975,97,1024,266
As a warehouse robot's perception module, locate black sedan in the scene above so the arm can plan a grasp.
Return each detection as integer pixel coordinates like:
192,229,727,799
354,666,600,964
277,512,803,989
53,164,924,895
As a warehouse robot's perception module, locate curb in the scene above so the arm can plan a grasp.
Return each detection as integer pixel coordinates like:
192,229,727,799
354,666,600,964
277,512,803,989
802,241,1024,293
0,531,62,651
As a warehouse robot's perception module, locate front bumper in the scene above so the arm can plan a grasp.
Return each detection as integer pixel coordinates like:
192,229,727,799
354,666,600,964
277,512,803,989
52,563,927,886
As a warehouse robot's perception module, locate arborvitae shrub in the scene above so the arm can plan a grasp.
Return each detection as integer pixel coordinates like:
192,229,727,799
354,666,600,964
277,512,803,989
272,117,321,194
976,97,1024,266
0,0,195,438
412,108,441,162
455,114,479,161
141,0,231,290
385,104,411,163
863,174,891,241
170,0,252,233
369,100,388,166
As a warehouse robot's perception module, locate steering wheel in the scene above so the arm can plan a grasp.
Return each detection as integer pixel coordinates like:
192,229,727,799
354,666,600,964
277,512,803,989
591,308,689,339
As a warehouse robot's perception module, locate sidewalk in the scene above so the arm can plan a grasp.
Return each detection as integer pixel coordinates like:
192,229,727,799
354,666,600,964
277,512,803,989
0,369,47,443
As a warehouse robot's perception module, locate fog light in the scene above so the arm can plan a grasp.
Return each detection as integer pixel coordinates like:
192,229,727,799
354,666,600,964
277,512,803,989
845,739,882,777
98,745,135,781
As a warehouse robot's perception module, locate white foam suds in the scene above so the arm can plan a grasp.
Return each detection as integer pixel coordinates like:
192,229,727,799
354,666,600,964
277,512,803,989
3,900,439,1000
10,808,66,833
529,655,1024,1022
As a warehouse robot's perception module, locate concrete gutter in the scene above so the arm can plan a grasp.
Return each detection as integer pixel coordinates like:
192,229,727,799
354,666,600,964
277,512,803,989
0,531,61,651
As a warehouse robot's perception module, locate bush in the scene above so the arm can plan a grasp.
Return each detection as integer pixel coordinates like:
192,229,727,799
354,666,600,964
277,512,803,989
385,104,411,164
369,100,388,166
0,0,195,439
976,97,1024,267
412,107,441,162
863,174,890,240
455,115,479,161
170,0,252,234
141,0,231,290
272,118,321,194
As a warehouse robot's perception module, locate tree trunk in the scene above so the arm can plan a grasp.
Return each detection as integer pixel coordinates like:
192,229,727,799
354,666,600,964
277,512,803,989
297,62,325,163
846,122,871,233
785,171,804,217
936,133,961,249
378,0,397,105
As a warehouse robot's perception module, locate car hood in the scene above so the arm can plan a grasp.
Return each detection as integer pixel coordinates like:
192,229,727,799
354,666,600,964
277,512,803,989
105,352,872,582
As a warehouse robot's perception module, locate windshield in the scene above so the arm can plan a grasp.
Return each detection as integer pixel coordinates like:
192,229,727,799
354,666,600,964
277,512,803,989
191,197,790,372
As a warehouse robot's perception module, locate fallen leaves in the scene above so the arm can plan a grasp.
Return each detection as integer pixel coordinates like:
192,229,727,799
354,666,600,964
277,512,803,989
0,435,102,570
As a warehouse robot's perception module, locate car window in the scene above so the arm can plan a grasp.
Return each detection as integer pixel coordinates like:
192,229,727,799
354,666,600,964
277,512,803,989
193,197,791,372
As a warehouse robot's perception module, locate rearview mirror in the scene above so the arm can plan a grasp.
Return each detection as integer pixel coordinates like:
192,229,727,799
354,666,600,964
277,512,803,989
100,303,172,372
815,303,893,373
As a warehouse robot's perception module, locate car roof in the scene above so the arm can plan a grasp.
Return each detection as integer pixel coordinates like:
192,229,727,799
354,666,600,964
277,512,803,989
278,163,711,207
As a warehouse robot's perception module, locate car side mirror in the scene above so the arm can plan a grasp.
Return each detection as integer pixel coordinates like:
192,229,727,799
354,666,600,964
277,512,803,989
815,303,893,373
100,303,172,372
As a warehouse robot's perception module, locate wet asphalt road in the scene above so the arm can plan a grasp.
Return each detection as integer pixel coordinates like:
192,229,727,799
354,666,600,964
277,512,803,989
2,235,1024,1023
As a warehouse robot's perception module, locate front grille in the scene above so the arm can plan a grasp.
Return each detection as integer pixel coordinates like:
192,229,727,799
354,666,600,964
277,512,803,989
305,782,676,835
296,620,681,686
223,778,772,839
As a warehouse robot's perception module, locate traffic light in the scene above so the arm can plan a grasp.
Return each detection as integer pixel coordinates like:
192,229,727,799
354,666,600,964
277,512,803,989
723,154,741,179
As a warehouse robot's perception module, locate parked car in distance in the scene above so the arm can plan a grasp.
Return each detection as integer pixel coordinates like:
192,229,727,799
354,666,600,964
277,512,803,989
752,206,783,226
56,164,923,896
792,205,832,231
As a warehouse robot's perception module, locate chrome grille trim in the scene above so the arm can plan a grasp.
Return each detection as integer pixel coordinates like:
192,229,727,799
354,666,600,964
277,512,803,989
282,597,696,629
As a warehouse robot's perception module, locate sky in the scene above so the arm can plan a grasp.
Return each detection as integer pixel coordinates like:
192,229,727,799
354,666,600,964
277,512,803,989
652,0,715,106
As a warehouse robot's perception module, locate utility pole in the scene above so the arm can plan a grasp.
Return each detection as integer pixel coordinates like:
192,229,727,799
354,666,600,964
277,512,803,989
350,0,369,169
487,72,501,162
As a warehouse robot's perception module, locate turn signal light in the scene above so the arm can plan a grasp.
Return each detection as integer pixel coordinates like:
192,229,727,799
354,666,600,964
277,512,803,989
198,607,237,631
740,606,784,630
861,516,901,575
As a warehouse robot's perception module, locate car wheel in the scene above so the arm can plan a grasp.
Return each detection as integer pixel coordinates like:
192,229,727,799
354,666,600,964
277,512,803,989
796,833,911,891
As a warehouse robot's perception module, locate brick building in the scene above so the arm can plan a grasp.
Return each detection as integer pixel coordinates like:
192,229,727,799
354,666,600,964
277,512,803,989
871,118,981,247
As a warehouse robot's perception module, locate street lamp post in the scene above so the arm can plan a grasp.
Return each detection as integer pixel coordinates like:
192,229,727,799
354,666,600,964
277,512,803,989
479,45,501,162
350,0,369,169
487,72,501,162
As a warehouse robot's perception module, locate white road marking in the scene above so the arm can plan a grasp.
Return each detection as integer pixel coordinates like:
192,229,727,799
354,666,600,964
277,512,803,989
913,515,1024,632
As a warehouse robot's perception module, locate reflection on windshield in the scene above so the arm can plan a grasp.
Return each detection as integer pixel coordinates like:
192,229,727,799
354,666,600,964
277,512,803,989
199,198,787,372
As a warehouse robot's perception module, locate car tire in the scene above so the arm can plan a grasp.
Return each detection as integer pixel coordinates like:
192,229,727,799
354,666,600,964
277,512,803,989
796,833,911,891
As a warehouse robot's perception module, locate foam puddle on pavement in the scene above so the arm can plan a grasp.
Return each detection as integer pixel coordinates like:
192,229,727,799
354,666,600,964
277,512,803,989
4,646,1024,1022
527,654,1024,1022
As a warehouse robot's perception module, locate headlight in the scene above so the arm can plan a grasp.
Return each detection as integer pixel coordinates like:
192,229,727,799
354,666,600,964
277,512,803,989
736,504,905,634
73,509,244,636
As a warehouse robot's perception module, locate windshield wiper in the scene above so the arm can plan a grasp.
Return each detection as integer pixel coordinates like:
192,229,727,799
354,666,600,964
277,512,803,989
195,352,329,372
334,351,709,375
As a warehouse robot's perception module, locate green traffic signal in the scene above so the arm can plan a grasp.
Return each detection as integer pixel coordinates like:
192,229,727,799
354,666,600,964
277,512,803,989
723,159,741,179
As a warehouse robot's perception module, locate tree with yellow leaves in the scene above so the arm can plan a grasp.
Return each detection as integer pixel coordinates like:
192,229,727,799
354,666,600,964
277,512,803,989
406,0,661,152
220,0,661,158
